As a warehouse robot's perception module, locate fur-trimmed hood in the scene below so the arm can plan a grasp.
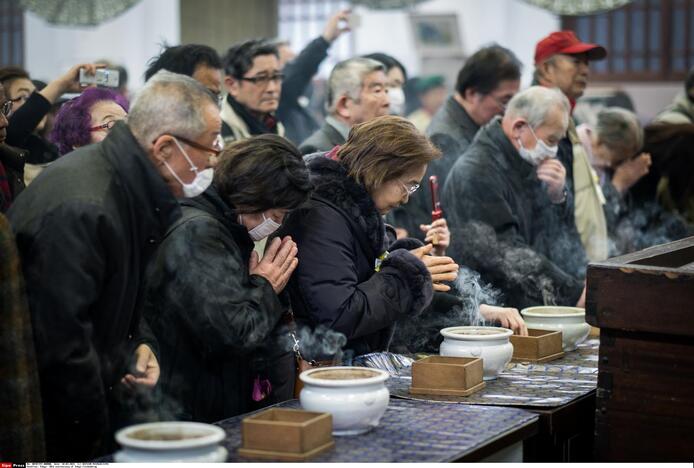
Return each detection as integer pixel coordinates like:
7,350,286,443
305,152,386,256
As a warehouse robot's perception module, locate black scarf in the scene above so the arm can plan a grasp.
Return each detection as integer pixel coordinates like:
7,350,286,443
226,94,279,136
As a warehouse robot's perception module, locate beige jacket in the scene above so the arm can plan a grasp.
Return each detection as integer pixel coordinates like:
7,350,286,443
568,120,609,262
220,98,285,146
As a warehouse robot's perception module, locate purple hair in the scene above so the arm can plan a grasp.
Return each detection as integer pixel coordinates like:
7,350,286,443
50,87,129,155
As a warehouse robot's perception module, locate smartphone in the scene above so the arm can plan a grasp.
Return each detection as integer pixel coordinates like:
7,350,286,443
346,12,361,29
79,68,120,88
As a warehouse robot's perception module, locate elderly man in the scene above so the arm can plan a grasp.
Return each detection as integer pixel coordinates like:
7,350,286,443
443,86,586,309
389,45,521,240
299,57,389,154
533,30,609,262
221,39,285,144
8,71,220,461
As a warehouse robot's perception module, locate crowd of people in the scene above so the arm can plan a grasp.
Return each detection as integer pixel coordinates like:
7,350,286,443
1,9,692,463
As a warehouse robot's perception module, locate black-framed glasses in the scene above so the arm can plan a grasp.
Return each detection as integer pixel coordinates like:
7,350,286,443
238,73,284,86
1,100,12,118
90,120,120,132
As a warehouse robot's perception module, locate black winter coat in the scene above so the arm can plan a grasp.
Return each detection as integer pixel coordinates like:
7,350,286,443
277,36,330,144
299,121,345,155
280,153,434,357
0,143,27,211
442,118,585,309
143,186,293,423
387,96,479,240
5,92,60,164
8,122,179,461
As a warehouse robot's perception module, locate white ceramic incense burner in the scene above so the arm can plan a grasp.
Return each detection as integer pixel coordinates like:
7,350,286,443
520,306,591,351
299,366,390,436
439,326,514,380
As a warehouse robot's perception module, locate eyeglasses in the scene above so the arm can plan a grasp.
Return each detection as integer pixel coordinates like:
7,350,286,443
1,100,12,118
89,120,120,132
169,134,223,156
238,73,284,86
488,93,511,111
9,95,29,105
400,181,420,195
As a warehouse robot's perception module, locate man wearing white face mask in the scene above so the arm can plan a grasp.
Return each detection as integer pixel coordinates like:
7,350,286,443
443,86,587,310
7,71,221,461
144,134,312,424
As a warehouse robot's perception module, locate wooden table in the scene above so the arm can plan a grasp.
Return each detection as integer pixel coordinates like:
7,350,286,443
223,399,538,462
383,340,600,462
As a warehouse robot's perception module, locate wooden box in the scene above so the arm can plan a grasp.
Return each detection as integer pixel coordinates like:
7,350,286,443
410,356,485,396
510,329,564,363
238,408,335,461
587,236,694,461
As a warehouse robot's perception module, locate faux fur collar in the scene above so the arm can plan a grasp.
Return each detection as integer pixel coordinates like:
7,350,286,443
306,153,386,256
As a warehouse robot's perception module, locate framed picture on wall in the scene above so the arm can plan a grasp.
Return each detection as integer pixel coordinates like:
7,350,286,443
409,13,463,56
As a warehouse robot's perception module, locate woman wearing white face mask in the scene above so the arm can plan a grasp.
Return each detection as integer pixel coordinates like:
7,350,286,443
143,134,312,423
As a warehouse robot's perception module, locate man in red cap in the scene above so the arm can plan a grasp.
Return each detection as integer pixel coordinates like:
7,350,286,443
534,30,610,263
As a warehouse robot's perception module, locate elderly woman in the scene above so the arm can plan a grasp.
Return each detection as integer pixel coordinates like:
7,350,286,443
143,134,312,423
50,87,128,155
281,115,466,359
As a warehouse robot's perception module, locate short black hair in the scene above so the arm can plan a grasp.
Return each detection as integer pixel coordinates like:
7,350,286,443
214,134,312,213
145,44,222,81
223,39,279,78
455,45,522,97
363,52,408,81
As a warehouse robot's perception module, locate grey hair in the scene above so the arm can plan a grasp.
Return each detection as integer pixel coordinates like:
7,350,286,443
128,70,216,148
506,85,570,130
326,57,385,114
595,107,643,153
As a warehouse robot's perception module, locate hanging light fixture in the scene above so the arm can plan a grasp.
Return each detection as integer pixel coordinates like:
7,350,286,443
19,0,141,27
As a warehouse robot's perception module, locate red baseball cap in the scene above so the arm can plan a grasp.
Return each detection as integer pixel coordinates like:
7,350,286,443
534,30,607,64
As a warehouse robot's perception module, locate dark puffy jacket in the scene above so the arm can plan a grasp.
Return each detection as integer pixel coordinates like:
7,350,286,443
280,153,433,357
442,118,585,309
143,186,293,423
8,122,177,461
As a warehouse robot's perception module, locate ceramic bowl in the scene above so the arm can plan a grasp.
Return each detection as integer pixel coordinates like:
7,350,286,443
520,306,590,351
114,421,227,462
439,326,514,380
299,366,390,436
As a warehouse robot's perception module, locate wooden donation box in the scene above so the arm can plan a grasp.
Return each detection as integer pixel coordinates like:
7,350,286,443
586,237,694,462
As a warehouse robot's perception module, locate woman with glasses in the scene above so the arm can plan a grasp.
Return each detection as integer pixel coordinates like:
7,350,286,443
50,87,128,156
280,115,460,360
0,64,101,184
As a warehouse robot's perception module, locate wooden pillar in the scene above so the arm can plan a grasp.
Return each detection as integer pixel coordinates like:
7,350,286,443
180,0,278,55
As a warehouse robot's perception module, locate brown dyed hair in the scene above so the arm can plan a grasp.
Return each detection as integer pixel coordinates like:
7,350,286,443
337,115,441,191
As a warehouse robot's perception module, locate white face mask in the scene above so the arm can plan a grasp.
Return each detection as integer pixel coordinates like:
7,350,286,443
517,125,558,166
163,138,214,198
240,213,281,241
388,87,406,116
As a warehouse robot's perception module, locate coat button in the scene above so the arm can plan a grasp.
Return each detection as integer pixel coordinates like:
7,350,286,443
128,334,133,340
154,207,160,213
148,237,156,244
